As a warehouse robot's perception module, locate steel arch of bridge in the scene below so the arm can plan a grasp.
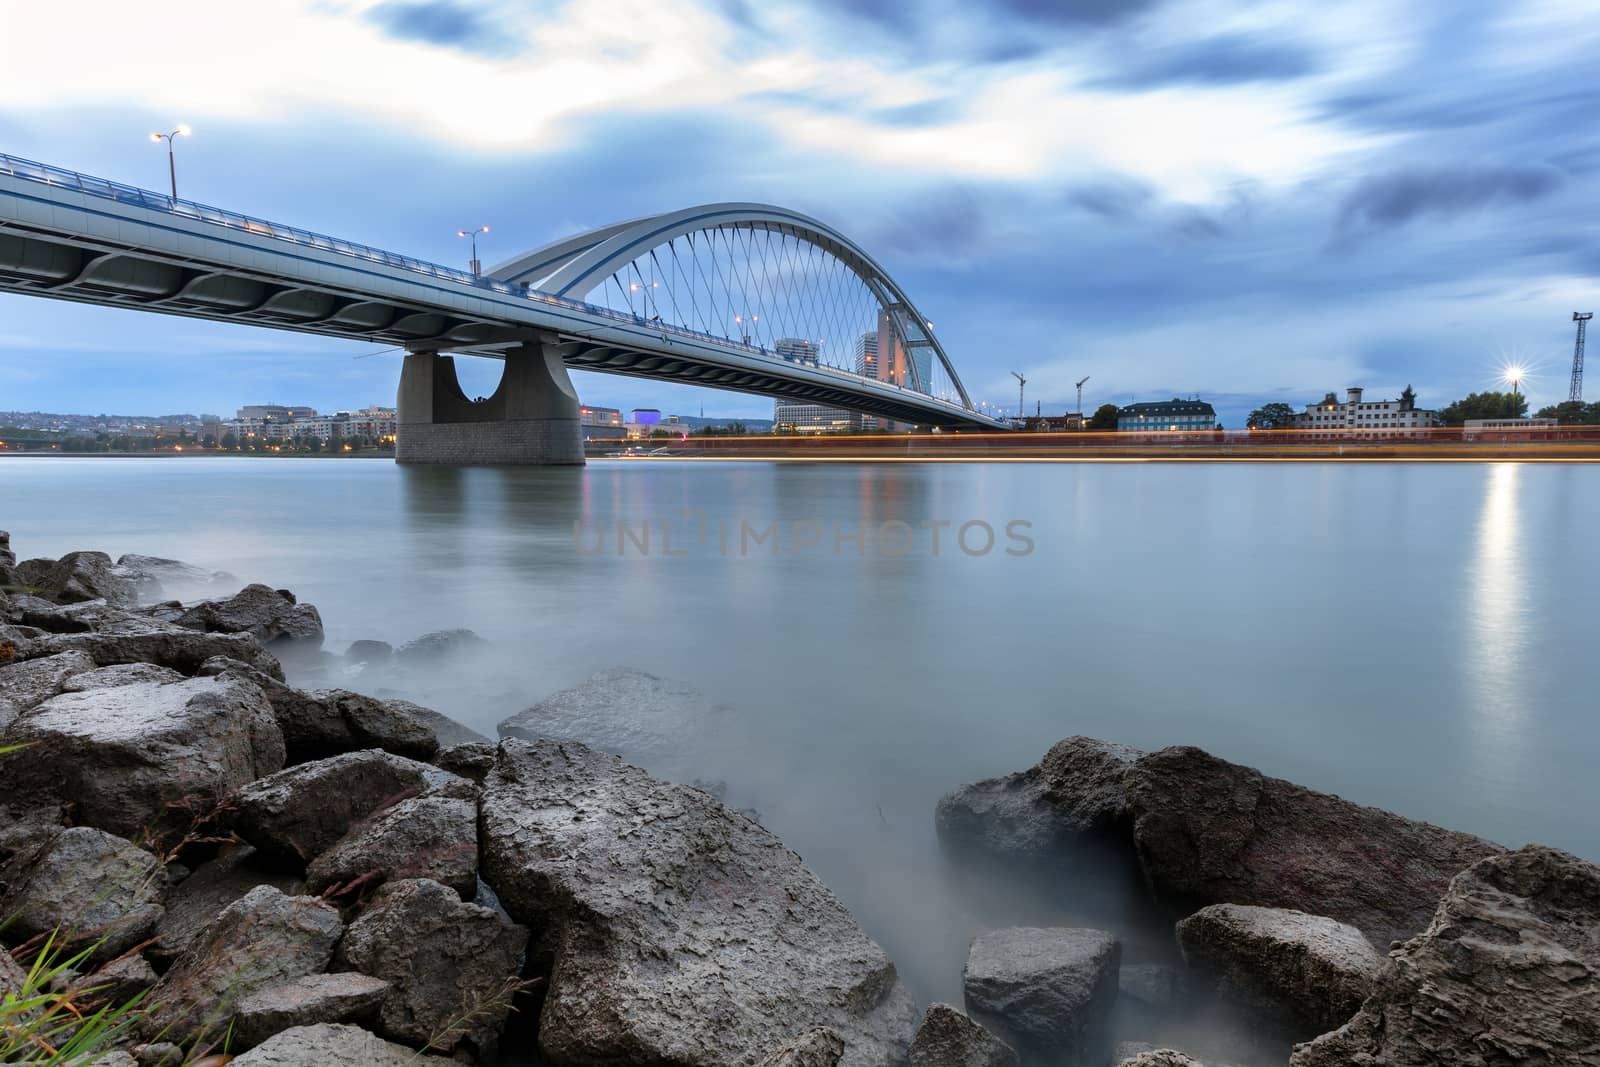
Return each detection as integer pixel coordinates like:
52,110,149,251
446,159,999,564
488,203,976,409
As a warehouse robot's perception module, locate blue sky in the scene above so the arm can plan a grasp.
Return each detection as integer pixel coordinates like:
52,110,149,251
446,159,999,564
1,0,1596,427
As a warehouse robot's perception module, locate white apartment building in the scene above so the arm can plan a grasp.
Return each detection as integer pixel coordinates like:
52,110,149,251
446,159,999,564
1292,386,1439,431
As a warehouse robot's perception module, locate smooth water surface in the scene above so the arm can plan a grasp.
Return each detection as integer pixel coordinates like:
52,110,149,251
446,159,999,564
6,456,1597,1050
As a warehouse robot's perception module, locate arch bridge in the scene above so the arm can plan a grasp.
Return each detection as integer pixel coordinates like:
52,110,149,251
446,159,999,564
0,153,1009,463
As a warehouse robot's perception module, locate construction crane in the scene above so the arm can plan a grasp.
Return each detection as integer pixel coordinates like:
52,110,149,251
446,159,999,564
1011,372,1026,418
1571,312,1593,404
1075,375,1091,415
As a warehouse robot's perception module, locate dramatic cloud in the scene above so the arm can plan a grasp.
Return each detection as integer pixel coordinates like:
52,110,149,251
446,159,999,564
365,0,514,56
1334,166,1566,238
1092,32,1320,89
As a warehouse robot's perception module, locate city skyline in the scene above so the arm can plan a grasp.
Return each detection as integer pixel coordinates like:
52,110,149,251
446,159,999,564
0,1,1595,429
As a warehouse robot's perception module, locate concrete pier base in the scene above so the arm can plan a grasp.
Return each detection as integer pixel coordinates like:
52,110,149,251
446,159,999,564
396,339,584,466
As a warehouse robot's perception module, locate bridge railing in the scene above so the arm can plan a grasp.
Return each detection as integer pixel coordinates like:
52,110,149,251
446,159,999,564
0,151,994,423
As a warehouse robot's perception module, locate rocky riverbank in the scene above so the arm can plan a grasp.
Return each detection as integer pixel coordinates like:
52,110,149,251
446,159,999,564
3,531,1597,1066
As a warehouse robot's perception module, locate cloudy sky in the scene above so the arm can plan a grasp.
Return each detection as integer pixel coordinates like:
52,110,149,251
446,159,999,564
1,0,1596,425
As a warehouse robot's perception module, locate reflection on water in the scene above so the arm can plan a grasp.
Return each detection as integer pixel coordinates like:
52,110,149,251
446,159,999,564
5,456,1600,1043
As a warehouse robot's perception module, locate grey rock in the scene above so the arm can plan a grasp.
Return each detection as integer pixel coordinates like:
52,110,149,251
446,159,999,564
227,749,464,866
16,622,284,679
177,584,323,648
196,657,353,763
16,557,53,589
151,844,303,966
1126,745,1505,946
758,1028,848,1066
1290,844,1600,1066
114,553,236,603
1118,962,1183,1013
937,737,1142,866
1,826,165,960
1,676,285,840
51,952,159,1008
0,648,96,731
962,926,1120,1066
306,794,478,899
343,639,392,665
228,1022,439,1065
480,738,918,1067
434,741,496,783
309,689,440,760
0,529,12,567
1120,1052,1204,1067
232,972,390,1049
396,627,487,662
60,662,184,691
497,666,735,772
141,885,343,1047
908,1002,1019,1067
335,877,528,1057
1,943,28,997
36,551,137,608
132,1041,184,1066
1177,903,1381,1034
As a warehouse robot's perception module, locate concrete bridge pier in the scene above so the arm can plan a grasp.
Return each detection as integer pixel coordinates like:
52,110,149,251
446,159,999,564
396,337,584,465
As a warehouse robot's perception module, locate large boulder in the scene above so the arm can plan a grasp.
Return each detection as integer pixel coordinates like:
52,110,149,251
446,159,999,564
396,628,487,663
1120,1052,1204,1067
1290,844,1600,1066
141,885,342,1047
15,615,284,678
1177,903,1381,1034
34,551,136,608
177,584,323,647
0,826,165,960
757,1029,847,1066
0,648,96,731
496,667,735,774
937,737,1141,867
229,1022,441,1066
232,972,390,1049
113,553,236,603
1126,745,1505,945
226,750,467,867
61,662,184,691
908,1002,1019,1067
480,738,919,1066
0,676,285,840
305,794,478,899
962,926,1120,1066
308,690,441,761
334,877,529,1058
151,843,304,966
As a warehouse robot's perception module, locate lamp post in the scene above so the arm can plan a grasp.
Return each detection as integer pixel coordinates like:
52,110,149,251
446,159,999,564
1505,366,1525,414
457,226,489,275
734,314,758,346
148,125,190,200
629,280,661,321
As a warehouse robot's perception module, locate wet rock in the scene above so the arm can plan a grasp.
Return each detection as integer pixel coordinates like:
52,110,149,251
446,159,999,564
1289,844,1600,1066
114,554,236,603
434,741,496,783
227,750,464,867
937,737,1142,867
0,530,13,568
51,952,159,1008
61,662,184,691
178,583,323,648
18,623,284,678
1,944,28,997
232,972,390,1049
1126,745,1505,945
197,657,354,762
132,1041,184,1066
141,885,343,1047
480,738,919,1066
1119,1052,1204,1067
343,639,392,665
309,689,440,760
496,666,734,772
907,1002,1019,1067
15,557,53,589
962,926,1120,1066
1,676,285,840
306,794,478,899
229,1022,439,1065
0,648,96,730
1,826,165,960
396,627,487,662
151,844,303,967
1177,903,1381,1034
335,877,529,1057
757,1028,848,1066
35,551,137,608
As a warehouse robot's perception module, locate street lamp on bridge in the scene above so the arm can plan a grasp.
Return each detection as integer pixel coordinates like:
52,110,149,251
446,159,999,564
734,313,758,346
148,125,190,200
629,280,661,321
457,225,489,275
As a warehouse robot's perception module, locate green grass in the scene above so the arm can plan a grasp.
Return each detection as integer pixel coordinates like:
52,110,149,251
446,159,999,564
0,931,148,1064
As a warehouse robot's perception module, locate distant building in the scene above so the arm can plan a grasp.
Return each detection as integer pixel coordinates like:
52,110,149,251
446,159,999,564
1291,386,1439,431
1118,399,1217,432
1463,417,1560,440
236,404,317,421
853,332,878,377
579,406,624,439
776,337,820,366
773,402,859,434
1021,412,1083,432
630,408,662,425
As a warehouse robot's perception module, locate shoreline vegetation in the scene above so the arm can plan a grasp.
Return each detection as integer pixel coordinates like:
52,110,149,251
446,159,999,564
2,532,1596,1066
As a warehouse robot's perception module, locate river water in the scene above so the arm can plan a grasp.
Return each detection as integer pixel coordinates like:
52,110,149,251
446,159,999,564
5,456,1596,1057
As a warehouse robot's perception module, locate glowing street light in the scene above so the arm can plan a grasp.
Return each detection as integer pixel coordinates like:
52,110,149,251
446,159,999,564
735,313,758,346
457,225,489,275
1504,365,1526,399
149,124,190,200
629,280,661,321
